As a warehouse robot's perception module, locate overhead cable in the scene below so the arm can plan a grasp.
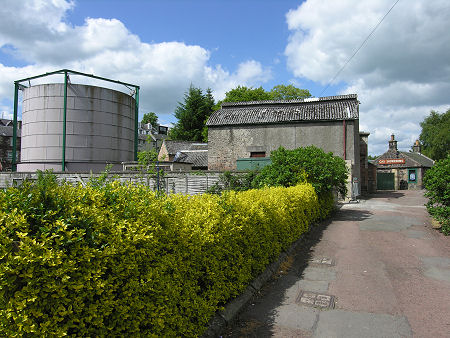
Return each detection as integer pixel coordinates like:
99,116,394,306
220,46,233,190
320,0,401,96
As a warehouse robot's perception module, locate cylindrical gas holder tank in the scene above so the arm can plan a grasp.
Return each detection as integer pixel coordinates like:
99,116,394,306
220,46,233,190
18,83,135,172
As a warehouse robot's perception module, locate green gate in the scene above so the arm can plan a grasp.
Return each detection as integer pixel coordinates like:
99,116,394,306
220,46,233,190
377,172,395,190
236,158,271,171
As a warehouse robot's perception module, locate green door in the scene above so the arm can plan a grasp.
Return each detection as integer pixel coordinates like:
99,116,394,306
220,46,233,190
377,172,395,190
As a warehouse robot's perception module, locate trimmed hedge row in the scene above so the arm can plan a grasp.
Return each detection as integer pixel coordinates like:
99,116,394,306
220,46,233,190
0,175,333,336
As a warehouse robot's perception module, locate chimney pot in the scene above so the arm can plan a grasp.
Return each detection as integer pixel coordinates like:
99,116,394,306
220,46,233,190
388,134,398,151
413,140,421,153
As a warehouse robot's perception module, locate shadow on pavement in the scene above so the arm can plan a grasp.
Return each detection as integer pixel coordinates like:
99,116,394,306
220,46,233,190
363,191,405,199
222,216,335,337
334,208,373,222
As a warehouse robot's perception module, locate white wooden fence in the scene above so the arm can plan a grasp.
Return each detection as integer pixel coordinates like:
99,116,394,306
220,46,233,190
0,172,221,196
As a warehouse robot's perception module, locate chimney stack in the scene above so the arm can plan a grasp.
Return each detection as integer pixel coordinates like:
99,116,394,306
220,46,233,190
388,134,398,151
412,139,421,153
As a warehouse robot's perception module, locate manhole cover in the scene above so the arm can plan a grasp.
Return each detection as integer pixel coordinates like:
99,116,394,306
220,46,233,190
296,290,335,309
310,257,334,266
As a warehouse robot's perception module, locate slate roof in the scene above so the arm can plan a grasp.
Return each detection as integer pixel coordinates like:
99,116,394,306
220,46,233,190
174,151,208,168
207,94,359,127
0,119,13,127
375,149,434,168
0,126,21,137
399,151,434,168
164,140,208,155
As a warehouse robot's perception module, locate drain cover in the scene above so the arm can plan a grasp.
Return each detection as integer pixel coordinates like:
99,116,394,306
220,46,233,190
296,290,335,309
310,257,334,266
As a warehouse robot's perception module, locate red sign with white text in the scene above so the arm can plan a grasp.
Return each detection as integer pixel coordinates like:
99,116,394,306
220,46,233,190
378,158,405,164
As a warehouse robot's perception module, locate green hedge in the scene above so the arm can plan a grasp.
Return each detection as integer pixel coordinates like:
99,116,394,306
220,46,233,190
0,175,333,336
424,154,450,235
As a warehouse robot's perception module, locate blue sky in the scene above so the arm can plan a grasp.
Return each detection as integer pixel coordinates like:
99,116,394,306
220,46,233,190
64,0,336,95
1,0,449,155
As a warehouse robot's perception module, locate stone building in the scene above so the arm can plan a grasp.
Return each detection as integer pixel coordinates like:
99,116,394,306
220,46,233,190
0,119,21,171
206,94,361,186
359,131,377,194
374,135,434,190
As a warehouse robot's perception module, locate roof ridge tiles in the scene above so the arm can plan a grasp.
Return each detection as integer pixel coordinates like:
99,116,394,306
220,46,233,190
221,94,357,107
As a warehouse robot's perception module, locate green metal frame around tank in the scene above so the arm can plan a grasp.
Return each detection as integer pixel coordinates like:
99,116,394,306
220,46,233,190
12,69,140,171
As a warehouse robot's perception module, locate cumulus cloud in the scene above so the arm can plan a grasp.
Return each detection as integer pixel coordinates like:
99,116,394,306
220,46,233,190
285,0,450,155
0,0,271,121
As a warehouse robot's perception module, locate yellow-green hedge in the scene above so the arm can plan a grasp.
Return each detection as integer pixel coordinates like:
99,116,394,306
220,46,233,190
0,178,332,336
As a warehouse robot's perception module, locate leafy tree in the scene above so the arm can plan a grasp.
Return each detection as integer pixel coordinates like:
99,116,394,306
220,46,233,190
137,148,159,167
221,85,272,102
201,88,215,142
253,146,348,198
270,84,311,100
206,170,259,194
169,85,215,142
204,87,215,112
214,84,312,111
423,154,450,235
419,109,450,160
368,155,379,160
141,112,158,127
213,86,273,110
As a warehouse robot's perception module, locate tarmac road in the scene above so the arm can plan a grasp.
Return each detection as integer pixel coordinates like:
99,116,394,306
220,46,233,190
223,190,450,338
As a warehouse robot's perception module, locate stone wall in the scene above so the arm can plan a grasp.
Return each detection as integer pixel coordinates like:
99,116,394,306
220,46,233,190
377,167,425,190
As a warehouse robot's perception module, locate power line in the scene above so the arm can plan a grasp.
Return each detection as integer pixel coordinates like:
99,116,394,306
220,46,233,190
320,0,401,96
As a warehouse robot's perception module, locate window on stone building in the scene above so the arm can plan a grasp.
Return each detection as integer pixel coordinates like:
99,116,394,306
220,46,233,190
408,169,416,182
250,151,266,158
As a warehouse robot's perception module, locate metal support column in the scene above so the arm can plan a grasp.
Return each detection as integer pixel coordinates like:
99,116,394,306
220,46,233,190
12,83,19,172
62,71,68,171
134,87,139,161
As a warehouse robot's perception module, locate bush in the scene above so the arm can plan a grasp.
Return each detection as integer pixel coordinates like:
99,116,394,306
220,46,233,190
253,146,348,198
206,170,258,194
0,172,329,336
423,154,450,235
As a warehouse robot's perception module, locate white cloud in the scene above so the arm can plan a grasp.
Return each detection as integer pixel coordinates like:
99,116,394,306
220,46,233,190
285,0,450,155
0,0,271,121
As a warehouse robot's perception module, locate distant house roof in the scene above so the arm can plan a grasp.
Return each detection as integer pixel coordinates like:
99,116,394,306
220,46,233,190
139,134,156,142
0,119,21,137
162,140,208,168
164,140,208,155
374,135,434,169
206,94,359,127
174,150,208,168
0,126,21,137
375,150,434,168
0,119,13,127
399,151,434,168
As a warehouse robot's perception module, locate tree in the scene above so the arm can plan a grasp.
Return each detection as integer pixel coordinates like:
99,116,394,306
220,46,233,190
423,154,450,235
253,146,348,198
141,112,158,127
201,88,215,142
169,85,215,142
213,86,273,111
214,84,312,111
419,109,450,160
270,84,311,100
221,85,272,102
